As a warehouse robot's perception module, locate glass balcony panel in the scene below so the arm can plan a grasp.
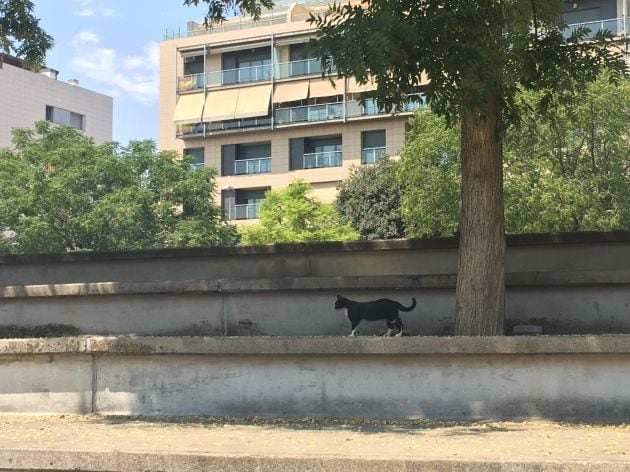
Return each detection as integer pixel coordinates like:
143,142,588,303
177,73,205,91
234,203,260,220
361,147,387,164
234,157,272,175
303,150,342,169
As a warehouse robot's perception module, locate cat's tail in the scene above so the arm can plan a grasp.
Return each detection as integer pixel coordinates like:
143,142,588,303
399,298,417,312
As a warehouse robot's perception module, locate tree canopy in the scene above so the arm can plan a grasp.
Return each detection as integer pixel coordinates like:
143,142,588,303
335,157,406,240
0,122,237,254
0,0,53,69
239,180,358,245
399,74,630,237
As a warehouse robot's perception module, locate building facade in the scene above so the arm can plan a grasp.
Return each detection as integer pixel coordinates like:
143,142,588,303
159,1,425,223
0,55,113,148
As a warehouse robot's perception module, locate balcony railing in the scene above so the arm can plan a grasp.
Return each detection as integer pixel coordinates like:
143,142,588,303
208,117,271,132
303,150,342,169
234,203,260,220
275,102,343,124
235,157,272,175
563,17,627,39
361,147,387,164
346,94,427,117
206,63,272,86
189,163,205,171
177,73,205,92
176,123,204,138
276,58,329,79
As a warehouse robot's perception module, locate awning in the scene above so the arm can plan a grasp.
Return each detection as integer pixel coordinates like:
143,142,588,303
173,93,204,124
309,78,340,98
346,76,378,93
234,84,272,119
273,81,309,103
202,88,239,122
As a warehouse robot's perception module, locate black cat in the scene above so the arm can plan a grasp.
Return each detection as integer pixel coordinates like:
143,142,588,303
334,295,417,337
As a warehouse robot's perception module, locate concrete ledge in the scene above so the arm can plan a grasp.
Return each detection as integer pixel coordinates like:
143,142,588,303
1,449,629,472
2,335,630,356
2,270,629,299
1,230,629,266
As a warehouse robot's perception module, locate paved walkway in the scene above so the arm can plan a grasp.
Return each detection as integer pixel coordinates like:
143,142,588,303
1,415,630,471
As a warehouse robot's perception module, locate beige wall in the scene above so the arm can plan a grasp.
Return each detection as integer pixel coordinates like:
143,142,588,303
0,63,112,148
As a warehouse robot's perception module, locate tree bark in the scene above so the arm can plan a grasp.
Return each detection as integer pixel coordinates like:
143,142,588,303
454,92,506,336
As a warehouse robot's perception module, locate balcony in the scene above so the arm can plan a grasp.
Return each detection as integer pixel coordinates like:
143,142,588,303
275,102,343,125
303,150,342,169
208,117,271,133
206,64,272,87
235,157,272,175
234,203,260,220
362,147,387,164
177,73,205,92
564,17,627,39
277,58,326,79
189,163,205,171
176,123,204,138
346,94,427,118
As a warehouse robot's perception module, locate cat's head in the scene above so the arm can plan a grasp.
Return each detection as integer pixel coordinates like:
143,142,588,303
334,295,347,309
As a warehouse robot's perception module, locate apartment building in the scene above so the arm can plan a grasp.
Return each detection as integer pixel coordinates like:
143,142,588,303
160,0,627,223
159,0,425,223
0,54,113,148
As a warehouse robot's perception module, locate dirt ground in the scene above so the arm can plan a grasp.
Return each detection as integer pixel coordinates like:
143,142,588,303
1,415,629,463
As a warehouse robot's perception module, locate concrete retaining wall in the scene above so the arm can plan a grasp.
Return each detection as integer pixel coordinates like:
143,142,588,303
2,335,630,421
1,231,630,336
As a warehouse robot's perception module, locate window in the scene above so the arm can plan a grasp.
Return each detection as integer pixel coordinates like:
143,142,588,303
45,105,85,131
184,148,205,171
361,130,386,164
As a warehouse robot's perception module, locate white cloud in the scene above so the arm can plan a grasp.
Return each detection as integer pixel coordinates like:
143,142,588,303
74,0,116,17
68,32,159,106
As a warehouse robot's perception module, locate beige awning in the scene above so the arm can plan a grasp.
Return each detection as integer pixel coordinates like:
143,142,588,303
273,81,309,103
173,93,204,124
234,84,272,119
202,88,239,122
309,78,340,98
346,76,378,93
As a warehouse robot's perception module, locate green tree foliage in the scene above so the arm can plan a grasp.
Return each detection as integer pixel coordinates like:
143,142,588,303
0,0,53,69
0,122,237,253
398,111,461,238
399,75,630,237
240,180,358,245
504,73,630,233
335,157,405,240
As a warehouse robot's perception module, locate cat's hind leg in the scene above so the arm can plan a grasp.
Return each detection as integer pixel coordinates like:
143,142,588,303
384,320,396,337
393,317,404,337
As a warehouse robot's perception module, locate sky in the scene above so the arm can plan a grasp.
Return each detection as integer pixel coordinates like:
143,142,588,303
35,0,211,146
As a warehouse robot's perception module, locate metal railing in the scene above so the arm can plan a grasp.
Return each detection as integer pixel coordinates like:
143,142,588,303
164,16,287,40
206,63,272,86
303,150,342,169
275,102,343,124
234,203,260,220
361,147,387,164
177,73,205,91
234,157,272,175
563,17,627,39
189,163,205,171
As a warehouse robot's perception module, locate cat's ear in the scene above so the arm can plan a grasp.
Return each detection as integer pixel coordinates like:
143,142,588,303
336,294,341,299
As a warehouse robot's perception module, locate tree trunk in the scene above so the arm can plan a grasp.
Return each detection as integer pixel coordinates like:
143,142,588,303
454,92,506,336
